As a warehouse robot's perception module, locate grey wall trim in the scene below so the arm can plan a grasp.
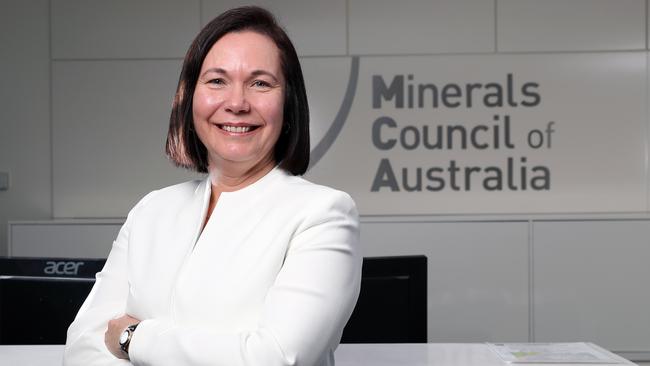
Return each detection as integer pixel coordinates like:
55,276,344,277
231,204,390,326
528,219,535,342
646,52,650,211
494,0,498,52
49,0,54,224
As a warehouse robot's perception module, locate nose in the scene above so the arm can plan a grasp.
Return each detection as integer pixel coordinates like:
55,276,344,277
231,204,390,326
224,85,250,114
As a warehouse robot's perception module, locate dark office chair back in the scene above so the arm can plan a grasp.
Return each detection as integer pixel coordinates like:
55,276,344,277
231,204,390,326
0,257,105,344
341,255,427,343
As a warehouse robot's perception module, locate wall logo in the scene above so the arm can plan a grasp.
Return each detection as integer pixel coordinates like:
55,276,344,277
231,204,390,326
304,53,646,214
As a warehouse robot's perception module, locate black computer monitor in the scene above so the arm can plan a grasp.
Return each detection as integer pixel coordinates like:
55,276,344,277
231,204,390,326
0,257,105,344
341,255,428,343
1,256,427,344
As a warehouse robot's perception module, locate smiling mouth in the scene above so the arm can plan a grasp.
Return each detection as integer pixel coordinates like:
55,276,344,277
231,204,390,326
217,124,260,133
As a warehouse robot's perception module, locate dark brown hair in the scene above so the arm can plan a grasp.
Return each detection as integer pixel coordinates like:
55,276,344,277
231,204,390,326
165,6,310,175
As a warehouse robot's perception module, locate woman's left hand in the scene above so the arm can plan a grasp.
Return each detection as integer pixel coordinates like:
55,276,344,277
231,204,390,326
104,314,141,359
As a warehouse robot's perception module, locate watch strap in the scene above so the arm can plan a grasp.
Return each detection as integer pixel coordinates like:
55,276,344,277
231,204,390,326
119,323,139,356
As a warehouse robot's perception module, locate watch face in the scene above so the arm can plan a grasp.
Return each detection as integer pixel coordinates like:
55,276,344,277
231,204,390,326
119,330,129,345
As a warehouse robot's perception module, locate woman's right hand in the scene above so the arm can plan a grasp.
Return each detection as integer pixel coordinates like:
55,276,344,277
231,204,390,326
105,314,141,359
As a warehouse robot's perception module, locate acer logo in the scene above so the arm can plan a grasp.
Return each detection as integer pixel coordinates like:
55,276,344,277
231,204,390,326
43,261,85,276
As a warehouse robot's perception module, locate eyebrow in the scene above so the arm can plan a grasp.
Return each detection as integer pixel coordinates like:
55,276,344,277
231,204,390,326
202,67,280,83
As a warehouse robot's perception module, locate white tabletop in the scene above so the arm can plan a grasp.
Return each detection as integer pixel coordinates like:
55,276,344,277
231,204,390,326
0,343,636,366
0,345,63,366
335,343,636,366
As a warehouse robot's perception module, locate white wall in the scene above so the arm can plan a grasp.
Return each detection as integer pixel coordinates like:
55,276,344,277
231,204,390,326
1,0,649,358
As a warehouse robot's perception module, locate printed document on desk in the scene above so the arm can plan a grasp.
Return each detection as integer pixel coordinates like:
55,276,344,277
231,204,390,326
488,343,632,364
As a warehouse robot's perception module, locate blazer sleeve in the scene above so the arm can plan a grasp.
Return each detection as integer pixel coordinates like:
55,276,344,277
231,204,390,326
127,190,362,366
62,193,155,366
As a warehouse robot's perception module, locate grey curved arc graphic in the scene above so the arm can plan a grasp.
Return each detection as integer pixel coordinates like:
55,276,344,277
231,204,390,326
308,56,360,170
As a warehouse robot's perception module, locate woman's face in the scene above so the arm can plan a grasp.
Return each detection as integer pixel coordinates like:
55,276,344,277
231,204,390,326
192,31,285,172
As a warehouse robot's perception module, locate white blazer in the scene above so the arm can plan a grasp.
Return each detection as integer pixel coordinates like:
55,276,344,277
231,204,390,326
63,168,361,366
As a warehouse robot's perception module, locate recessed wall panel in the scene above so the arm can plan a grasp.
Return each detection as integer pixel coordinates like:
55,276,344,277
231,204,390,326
9,221,122,258
349,0,494,55
201,0,347,56
52,60,200,218
361,220,529,342
498,0,645,52
533,220,650,351
52,0,200,59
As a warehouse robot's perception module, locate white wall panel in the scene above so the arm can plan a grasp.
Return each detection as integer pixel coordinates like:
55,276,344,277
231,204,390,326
498,0,645,52
9,221,122,258
52,60,200,218
0,0,51,256
349,0,494,55
52,0,200,59
201,0,347,56
361,221,529,342
533,220,650,351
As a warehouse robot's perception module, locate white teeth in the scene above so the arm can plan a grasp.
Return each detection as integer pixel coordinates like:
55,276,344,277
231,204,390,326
222,125,252,133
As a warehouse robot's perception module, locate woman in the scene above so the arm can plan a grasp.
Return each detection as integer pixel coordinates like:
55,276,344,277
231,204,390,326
63,6,361,366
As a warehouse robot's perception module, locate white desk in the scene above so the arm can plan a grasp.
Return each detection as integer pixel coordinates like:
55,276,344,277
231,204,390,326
0,345,63,366
0,343,636,366
335,343,635,366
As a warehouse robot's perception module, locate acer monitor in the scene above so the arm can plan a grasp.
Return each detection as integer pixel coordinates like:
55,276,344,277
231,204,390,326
0,257,105,344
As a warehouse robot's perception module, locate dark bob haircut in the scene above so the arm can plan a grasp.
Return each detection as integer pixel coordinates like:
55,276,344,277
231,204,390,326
165,6,310,175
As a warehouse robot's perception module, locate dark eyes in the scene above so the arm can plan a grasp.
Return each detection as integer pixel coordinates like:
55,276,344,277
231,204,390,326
205,79,272,88
206,78,225,85
251,80,272,88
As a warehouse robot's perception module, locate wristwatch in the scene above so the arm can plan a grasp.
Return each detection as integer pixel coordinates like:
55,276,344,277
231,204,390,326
119,323,139,357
